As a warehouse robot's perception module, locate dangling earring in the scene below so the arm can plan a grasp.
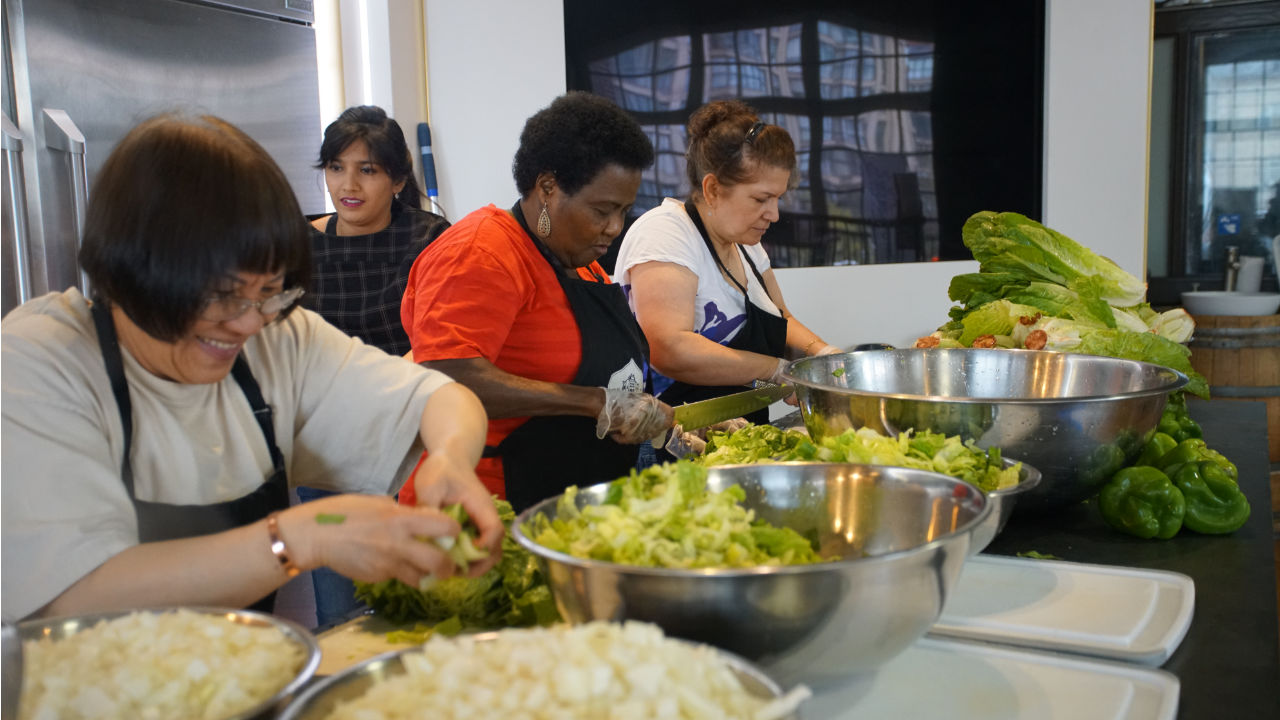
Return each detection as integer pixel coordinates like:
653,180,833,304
536,201,552,238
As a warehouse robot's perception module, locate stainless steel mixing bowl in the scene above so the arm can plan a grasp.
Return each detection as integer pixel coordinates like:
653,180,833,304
783,349,1188,512
279,630,797,719
14,607,320,720
512,463,990,687
970,459,1042,555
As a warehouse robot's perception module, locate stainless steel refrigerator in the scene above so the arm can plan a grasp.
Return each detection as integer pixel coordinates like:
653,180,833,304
2,0,324,316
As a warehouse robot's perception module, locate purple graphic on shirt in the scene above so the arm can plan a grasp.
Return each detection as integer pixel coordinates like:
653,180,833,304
652,300,745,396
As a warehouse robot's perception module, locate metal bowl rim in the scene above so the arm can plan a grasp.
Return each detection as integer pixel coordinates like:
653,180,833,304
278,628,788,720
782,349,1189,404
17,605,321,720
512,462,993,578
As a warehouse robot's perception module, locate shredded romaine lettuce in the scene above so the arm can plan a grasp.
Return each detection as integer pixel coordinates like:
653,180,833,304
699,424,1021,493
529,461,828,569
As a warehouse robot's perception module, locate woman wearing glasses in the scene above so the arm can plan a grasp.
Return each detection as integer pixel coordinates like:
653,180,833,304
0,114,499,623
614,100,839,446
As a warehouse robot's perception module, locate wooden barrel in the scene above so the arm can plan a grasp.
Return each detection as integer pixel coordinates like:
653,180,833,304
1188,314,1280,462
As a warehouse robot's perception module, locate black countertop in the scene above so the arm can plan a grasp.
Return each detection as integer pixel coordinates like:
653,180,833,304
985,399,1280,718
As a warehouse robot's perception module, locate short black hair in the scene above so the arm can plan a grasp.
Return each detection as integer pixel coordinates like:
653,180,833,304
512,91,654,197
79,114,311,341
316,105,423,209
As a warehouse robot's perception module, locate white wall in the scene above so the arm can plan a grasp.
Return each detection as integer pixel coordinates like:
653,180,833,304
422,0,1153,349
423,0,565,222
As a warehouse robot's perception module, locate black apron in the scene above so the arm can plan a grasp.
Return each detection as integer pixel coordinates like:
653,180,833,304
659,200,788,424
91,303,289,613
494,202,652,513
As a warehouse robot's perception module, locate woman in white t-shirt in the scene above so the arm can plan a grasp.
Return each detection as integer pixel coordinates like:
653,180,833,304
0,114,499,623
615,100,838,432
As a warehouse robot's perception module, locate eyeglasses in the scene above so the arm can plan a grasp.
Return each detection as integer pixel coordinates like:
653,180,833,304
745,121,767,145
200,286,305,323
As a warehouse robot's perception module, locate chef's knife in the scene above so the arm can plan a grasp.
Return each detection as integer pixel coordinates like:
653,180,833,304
672,383,795,431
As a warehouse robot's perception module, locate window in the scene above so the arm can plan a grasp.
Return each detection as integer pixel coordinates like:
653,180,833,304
1149,1,1280,303
566,1,1045,268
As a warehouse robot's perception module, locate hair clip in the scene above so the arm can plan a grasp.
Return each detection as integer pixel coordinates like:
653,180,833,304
745,121,766,145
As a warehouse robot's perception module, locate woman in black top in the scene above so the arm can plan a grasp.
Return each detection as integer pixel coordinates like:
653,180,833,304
308,105,449,357
303,106,451,625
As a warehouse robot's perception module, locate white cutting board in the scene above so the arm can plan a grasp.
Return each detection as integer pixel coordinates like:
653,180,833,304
804,636,1180,720
930,554,1195,665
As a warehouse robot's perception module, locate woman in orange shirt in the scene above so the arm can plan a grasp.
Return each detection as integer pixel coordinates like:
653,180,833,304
401,93,673,510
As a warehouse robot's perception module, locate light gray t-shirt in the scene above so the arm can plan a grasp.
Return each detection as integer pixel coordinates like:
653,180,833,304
1,289,453,621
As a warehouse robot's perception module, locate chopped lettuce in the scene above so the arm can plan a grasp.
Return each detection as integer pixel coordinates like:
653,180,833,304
354,499,559,628
528,461,828,569
699,424,1021,493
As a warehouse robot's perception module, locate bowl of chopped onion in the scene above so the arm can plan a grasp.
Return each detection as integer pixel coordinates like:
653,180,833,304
278,621,809,720
15,606,320,720
512,461,991,688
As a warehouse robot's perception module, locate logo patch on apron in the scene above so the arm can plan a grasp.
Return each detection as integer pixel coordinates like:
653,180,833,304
607,358,643,393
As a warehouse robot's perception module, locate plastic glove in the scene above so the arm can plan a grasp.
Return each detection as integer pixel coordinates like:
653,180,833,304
765,357,789,385
596,389,673,444
708,417,751,434
814,344,843,356
663,425,707,458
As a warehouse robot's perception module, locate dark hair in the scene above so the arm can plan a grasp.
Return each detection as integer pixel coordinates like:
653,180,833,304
79,114,311,341
512,92,654,197
686,100,797,199
316,105,422,209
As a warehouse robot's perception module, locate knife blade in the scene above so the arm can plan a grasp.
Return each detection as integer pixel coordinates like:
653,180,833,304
672,384,795,431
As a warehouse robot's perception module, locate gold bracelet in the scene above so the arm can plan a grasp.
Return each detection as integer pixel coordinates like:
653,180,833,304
266,511,301,579
803,338,822,355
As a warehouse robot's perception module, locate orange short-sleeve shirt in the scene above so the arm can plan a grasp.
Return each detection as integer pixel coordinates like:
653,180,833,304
401,204,611,498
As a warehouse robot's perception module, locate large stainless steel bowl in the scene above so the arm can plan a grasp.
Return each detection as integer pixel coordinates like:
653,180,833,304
280,630,796,719
784,349,1188,512
13,607,320,720
512,463,990,687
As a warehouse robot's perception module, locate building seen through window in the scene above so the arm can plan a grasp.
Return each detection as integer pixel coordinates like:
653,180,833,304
566,0,1045,269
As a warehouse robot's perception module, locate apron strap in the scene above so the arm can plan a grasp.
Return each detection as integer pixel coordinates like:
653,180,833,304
92,301,287,499
683,200,777,307
91,302,138,495
230,356,286,475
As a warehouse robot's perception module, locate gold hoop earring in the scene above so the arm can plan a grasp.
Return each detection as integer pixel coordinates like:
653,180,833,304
537,202,552,238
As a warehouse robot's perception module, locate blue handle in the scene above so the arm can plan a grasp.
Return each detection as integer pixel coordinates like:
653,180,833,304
417,122,439,199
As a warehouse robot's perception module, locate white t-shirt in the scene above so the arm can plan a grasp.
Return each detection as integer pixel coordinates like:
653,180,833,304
614,198,781,395
1,289,453,621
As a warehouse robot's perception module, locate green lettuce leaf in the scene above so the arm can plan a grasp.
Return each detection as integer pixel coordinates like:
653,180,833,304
1074,329,1209,399
354,498,559,628
963,211,1147,307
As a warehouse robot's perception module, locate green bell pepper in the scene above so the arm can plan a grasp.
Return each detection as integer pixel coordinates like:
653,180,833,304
1158,393,1203,443
1169,461,1251,534
1098,466,1186,540
1134,432,1178,468
1155,438,1238,481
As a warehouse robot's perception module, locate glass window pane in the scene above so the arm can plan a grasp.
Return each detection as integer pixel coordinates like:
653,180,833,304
818,20,860,61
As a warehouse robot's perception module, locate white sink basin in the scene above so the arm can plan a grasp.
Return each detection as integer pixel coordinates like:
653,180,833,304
1181,291,1280,317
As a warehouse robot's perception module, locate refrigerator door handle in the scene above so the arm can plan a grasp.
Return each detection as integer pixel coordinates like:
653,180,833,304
2,114,35,306
42,109,91,296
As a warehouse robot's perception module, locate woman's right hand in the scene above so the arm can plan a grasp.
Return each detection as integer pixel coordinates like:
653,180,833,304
596,389,675,444
278,494,488,589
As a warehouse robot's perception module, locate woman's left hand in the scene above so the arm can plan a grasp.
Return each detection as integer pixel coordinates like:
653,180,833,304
411,449,503,574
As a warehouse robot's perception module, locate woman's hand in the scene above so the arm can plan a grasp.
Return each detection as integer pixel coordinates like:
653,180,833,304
280,494,488,588
411,381,502,574
409,450,502,575
596,389,675,444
